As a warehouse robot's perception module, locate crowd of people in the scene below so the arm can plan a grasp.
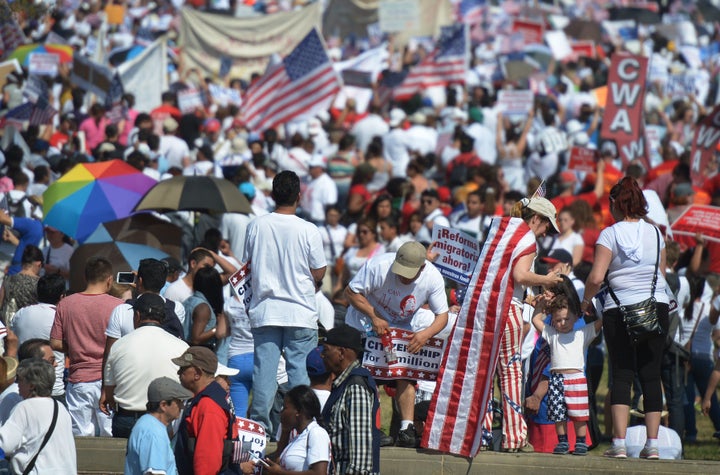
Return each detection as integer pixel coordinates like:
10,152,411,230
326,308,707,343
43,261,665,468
0,0,719,473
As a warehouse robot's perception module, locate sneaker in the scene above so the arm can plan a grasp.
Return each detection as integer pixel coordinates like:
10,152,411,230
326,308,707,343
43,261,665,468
603,445,627,458
552,441,569,455
573,442,588,456
713,431,720,440
379,431,394,447
639,446,659,460
397,424,419,448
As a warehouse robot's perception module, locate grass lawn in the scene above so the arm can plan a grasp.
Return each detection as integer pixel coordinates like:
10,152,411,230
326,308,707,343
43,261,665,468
378,357,720,460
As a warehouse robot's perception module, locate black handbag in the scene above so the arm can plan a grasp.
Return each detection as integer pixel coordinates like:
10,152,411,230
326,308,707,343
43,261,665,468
607,226,664,345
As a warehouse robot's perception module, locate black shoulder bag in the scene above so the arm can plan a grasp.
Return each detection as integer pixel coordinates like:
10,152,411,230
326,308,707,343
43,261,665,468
23,399,59,475
607,226,664,345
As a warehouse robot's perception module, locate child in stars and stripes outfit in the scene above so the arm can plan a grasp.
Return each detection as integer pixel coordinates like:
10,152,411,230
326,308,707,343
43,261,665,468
532,293,602,455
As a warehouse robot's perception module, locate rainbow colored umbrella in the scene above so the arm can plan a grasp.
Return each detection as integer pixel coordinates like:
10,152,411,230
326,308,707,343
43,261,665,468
43,160,157,243
8,43,73,66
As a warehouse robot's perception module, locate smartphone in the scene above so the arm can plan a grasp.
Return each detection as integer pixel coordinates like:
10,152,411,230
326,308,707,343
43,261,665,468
116,272,136,284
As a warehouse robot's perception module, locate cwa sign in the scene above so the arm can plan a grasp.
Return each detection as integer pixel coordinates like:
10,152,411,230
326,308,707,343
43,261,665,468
689,104,720,187
600,53,649,169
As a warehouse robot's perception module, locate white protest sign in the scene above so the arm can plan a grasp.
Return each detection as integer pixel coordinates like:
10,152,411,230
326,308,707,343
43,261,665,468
233,416,266,471
545,30,573,60
362,328,445,381
497,90,534,119
208,83,242,107
229,262,252,313
378,0,420,33
28,53,59,77
177,87,204,114
648,54,669,84
430,224,480,285
665,73,696,99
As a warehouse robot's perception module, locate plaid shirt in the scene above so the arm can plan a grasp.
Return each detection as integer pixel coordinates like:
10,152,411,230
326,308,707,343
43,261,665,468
327,360,378,475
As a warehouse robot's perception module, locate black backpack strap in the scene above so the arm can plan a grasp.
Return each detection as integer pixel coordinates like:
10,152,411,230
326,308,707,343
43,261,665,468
23,399,58,475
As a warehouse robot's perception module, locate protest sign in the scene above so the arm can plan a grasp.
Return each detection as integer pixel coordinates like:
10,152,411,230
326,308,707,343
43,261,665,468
568,146,597,173
430,224,480,285
208,84,242,107
229,262,252,310
177,88,204,114
233,416,266,469
379,0,420,33
600,53,648,168
105,4,126,25
362,328,445,381
70,55,114,99
512,18,544,45
545,30,573,60
28,53,59,77
571,41,595,59
497,89,534,118
665,73,696,99
689,104,720,187
670,205,720,243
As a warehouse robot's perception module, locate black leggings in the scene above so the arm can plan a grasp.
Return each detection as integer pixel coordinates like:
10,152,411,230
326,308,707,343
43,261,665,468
603,303,669,413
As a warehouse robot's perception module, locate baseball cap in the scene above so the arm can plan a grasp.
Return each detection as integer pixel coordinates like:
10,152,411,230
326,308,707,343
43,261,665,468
323,325,364,354
163,117,179,133
204,118,221,133
161,256,183,273
391,241,427,279
172,347,218,375
147,376,193,402
559,171,577,184
132,293,166,319
215,363,239,377
308,155,326,168
306,346,329,377
525,197,560,234
541,249,573,266
389,108,406,127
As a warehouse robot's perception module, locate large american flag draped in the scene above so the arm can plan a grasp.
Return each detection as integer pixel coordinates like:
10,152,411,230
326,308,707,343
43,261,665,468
393,24,468,101
241,29,341,132
421,217,537,457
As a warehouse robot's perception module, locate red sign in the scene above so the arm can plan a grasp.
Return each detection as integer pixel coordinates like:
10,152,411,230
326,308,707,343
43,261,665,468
571,41,596,59
689,104,720,188
671,205,720,243
600,53,649,169
568,146,597,173
512,19,544,45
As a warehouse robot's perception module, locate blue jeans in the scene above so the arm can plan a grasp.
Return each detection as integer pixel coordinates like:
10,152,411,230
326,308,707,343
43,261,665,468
684,355,720,438
248,326,317,432
228,352,254,418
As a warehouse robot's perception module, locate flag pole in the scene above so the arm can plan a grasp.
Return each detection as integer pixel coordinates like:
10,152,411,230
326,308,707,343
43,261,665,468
531,179,546,198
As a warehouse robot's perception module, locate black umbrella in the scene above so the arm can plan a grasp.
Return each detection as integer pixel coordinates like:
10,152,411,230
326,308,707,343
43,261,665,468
133,176,252,214
608,7,661,25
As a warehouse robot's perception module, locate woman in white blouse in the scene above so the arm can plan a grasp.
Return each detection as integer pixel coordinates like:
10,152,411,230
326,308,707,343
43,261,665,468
265,385,330,475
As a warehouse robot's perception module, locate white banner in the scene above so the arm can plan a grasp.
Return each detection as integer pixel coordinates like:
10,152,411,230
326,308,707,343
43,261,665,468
378,0,420,33
497,89,534,119
430,225,480,285
229,262,252,310
28,53,59,77
117,38,168,113
362,328,445,381
177,87,204,114
234,415,266,471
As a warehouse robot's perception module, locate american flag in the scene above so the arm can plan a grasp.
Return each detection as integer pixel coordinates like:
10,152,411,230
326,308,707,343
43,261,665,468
3,102,33,128
532,179,546,198
458,0,486,24
393,24,467,101
421,217,537,457
241,29,341,132
29,94,57,126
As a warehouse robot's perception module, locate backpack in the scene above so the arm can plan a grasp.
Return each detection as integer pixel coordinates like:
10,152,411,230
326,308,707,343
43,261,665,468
5,192,28,218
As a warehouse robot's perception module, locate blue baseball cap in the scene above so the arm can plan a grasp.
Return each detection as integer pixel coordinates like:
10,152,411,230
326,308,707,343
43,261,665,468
306,346,328,377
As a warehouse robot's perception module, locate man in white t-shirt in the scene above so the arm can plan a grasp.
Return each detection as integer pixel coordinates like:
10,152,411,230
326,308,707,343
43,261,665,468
243,171,327,433
101,293,189,438
345,241,449,448
164,248,235,304
416,189,450,244
351,104,389,155
301,157,338,225
383,109,413,178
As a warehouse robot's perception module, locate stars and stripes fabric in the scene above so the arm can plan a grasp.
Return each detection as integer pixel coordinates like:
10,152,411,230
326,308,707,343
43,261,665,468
532,179,546,198
241,29,341,132
458,0,486,24
421,216,537,457
3,101,33,128
29,94,57,126
0,5,26,59
393,24,468,101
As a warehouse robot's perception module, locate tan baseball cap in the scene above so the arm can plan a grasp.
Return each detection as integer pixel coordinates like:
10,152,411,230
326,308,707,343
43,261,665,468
525,197,560,234
172,347,218,375
391,241,427,279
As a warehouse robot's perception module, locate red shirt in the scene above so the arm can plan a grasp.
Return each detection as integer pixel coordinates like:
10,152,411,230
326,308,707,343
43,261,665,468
185,397,228,475
150,104,182,135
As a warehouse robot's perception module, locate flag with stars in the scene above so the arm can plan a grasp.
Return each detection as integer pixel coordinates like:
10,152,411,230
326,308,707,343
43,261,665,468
422,216,537,457
361,328,445,381
233,415,266,466
241,29,342,132
393,24,468,101
2,102,33,129
458,0,486,24
29,94,57,126
229,261,252,313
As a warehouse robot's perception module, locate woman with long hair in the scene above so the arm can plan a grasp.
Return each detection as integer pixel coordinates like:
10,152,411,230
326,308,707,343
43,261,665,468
264,385,330,474
183,267,229,363
334,217,385,295
582,177,669,459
